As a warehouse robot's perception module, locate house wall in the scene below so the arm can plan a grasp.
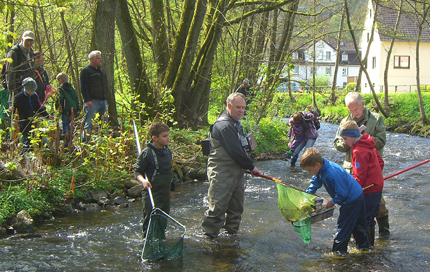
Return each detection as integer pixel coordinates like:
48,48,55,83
361,0,430,93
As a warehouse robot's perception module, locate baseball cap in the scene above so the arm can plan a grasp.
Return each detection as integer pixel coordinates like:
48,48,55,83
22,77,37,91
22,31,35,41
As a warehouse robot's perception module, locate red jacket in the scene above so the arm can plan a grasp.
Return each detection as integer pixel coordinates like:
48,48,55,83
351,133,384,194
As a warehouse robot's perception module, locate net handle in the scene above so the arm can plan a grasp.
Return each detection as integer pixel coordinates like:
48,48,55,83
246,171,319,197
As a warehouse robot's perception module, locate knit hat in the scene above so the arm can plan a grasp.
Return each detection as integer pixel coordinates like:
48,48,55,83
22,31,35,41
22,77,37,91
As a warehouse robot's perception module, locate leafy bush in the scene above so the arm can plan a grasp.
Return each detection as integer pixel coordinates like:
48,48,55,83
345,82,356,91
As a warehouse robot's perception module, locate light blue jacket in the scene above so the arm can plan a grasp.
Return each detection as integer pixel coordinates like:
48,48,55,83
306,158,363,205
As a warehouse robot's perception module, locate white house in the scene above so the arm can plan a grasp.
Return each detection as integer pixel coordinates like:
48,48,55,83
289,38,360,88
361,0,430,93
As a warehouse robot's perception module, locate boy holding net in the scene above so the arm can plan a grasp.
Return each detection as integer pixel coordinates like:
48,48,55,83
300,147,370,256
339,120,384,246
134,122,175,236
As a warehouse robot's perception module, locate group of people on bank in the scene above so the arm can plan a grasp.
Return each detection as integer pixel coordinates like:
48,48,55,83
134,83,389,256
3,30,109,150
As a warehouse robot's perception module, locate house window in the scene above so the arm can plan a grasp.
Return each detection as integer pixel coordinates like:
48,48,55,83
326,67,331,75
292,52,298,59
326,51,331,60
372,57,376,69
342,68,348,76
394,55,410,68
342,54,348,61
294,66,299,74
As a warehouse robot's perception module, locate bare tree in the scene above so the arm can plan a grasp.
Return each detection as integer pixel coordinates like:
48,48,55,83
383,0,403,109
345,0,388,118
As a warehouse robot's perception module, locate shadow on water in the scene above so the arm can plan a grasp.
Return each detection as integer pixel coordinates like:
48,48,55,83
1,122,430,271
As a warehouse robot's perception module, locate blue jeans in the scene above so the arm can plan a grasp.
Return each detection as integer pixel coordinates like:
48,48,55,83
81,99,107,142
291,138,317,163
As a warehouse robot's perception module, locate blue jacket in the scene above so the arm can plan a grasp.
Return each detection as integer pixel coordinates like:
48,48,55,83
306,158,363,205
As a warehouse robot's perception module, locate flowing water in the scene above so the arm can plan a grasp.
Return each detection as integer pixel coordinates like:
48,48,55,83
1,122,430,271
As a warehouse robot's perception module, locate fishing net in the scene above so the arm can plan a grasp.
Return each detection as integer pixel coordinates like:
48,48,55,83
141,207,186,261
276,183,317,243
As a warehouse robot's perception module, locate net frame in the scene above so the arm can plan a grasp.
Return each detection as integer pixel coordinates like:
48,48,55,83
141,188,186,261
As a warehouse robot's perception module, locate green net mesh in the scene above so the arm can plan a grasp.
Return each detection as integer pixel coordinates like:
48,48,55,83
141,208,186,261
292,217,312,243
276,183,317,222
276,183,317,243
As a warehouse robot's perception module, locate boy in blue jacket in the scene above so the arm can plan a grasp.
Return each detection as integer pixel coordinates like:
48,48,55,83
300,147,370,256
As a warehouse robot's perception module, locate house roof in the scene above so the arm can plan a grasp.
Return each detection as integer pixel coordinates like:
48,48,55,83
374,0,430,42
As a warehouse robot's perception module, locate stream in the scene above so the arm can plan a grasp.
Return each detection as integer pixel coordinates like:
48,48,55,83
1,122,430,271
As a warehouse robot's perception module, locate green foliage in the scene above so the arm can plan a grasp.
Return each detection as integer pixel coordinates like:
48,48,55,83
345,82,356,91
0,184,50,225
250,117,289,155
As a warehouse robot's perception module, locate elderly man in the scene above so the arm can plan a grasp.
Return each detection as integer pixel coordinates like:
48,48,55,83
80,50,108,142
5,31,36,97
333,91,389,236
202,92,261,238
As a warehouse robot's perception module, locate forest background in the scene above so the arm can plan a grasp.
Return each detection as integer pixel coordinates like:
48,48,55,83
1,0,430,231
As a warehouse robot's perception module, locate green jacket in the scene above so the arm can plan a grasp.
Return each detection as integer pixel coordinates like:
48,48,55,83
333,107,386,170
59,82,80,116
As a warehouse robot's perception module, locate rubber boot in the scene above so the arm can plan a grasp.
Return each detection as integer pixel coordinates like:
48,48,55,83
377,215,390,237
290,157,297,167
366,225,375,247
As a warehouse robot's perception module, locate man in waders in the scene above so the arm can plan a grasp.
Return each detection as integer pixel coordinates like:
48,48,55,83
333,91,390,237
202,92,261,238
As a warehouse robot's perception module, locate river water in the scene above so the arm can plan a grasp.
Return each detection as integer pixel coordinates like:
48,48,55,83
1,122,430,271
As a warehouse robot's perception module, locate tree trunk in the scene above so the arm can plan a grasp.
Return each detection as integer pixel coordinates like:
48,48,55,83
39,3,57,70
330,4,345,104
345,0,388,118
183,0,229,127
92,0,119,127
383,0,403,109
116,0,154,118
149,0,170,81
60,11,81,104
170,0,207,124
163,0,197,89
415,2,428,125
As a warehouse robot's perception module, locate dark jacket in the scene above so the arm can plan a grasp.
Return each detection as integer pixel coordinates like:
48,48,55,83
134,141,175,191
80,64,108,102
59,82,80,116
13,90,49,133
6,44,35,96
351,133,384,194
210,110,255,171
34,66,50,103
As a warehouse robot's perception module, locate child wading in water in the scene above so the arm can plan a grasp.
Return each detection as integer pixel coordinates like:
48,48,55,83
134,122,175,236
301,147,371,256
339,120,384,246
287,113,304,156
